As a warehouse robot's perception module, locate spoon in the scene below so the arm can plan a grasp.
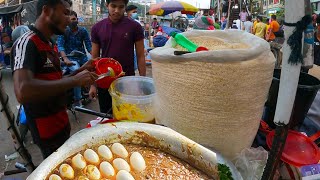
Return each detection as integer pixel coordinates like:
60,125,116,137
96,67,116,81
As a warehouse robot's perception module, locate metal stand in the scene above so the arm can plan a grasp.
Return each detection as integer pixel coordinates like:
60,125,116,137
0,70,35,174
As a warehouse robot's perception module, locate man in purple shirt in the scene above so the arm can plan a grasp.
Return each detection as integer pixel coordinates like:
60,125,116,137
89,0,146,113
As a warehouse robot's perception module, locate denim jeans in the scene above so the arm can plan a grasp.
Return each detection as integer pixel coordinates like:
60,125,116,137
63,60,82,101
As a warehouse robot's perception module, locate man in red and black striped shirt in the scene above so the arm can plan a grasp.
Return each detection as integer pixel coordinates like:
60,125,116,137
11,0,98,158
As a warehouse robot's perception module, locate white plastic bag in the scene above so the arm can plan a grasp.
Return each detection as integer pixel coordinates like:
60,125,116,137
234,147,268,180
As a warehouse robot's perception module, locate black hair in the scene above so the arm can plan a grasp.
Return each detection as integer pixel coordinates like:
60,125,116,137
37,0,72,17
153,18,157,20
271,14,277,20
203,9,209,15
257,16,262,21
215,18,219,22
106,0,129,5
70,10,77,18
317,15,320,24
247,16,252,21
126,5,138,12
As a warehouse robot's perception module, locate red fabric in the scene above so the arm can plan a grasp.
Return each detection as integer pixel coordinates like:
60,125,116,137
35,110,69,139
31,35,52,51
35,72,62,80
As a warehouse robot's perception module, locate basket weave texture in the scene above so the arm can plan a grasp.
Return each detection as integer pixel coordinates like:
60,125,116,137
150,30,275,159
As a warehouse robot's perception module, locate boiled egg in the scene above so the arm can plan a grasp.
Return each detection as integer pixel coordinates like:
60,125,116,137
100,161,115,177
98,145,113,160
113,158,131,172
77,176,89,180
84,149,100,165
116,170,135,180
130,152,146,172
48,174,62,180
84,165,101,180
111,143,129,158
59,164,74,179
71,154,87,169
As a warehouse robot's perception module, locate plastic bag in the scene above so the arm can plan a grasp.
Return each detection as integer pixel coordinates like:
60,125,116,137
234,147,268,180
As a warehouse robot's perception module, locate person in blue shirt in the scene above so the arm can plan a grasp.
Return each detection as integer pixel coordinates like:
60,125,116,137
57,10,92,107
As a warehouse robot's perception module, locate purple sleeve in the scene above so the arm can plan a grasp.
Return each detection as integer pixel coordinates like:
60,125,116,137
91,24,100,44
134,23,145,42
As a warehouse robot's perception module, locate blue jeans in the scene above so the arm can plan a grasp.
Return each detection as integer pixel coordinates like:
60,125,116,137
63,60,82,101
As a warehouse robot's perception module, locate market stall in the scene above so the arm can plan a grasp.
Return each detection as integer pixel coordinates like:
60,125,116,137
1,0,320,179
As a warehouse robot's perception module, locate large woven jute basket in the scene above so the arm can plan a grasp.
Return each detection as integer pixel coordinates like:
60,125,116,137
150,30,275,159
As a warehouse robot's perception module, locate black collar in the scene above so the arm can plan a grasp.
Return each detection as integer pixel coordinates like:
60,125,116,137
29,26,55,46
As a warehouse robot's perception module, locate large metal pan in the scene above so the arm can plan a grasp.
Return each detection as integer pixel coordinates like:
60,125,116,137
27,122,242,179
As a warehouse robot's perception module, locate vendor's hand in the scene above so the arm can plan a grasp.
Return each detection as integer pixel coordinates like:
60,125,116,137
89,85,97,100
64,58,75,67
80,58,101,72
73,70,98,87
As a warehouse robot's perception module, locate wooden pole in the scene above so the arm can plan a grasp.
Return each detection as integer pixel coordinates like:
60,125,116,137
226,0,232,29
261,0,305,179
0,71,35,173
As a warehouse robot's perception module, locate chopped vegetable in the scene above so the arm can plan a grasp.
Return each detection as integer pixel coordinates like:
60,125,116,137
218,163,233,180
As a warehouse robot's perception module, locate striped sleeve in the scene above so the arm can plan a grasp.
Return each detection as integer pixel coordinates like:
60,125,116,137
12,31,38,72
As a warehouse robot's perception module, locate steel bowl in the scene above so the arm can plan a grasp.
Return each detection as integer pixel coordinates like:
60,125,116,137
27,123,242,179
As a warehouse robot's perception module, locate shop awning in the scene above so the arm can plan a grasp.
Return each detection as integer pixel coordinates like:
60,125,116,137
0,3,23,16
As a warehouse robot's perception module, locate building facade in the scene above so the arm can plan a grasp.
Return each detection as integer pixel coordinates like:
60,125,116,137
312,0,320,14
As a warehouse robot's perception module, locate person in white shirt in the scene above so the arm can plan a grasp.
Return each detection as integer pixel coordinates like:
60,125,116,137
243,16,253,33
239,7,248,29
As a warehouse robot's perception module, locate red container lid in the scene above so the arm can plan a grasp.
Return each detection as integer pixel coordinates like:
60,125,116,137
94,58,123,89
267,130,320,167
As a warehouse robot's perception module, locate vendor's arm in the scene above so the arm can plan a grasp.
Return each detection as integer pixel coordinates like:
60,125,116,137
134,23,146,76
12,40,97,104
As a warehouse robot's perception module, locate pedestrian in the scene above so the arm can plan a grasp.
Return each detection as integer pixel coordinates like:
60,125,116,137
265,18,270,39
89,0,146,113
243,16,253,33
239,7,248,29
253,16,266,39
214,18,221,30
10,0,98,158
266,14,280,41
56,10,92,107
151,18,159,36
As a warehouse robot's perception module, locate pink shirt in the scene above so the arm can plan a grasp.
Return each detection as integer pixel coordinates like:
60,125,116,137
239,11,248,22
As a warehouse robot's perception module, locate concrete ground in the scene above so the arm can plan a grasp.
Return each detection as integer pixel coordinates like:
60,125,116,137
0,65,152,179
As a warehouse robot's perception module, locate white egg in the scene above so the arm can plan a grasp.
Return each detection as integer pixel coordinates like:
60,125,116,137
84,149,100,165
130,152,146,172
59,164,74,179
113,158,131,172
98,145,113,160
116,170,135,180
84,165,101,180
111,143,129,158
71,154,87,169
49,174,62,180
100,161,115,177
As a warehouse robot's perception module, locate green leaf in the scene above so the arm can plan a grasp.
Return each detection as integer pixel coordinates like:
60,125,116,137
218,163,233,180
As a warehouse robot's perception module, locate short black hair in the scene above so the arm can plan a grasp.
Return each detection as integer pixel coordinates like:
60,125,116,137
215,18,219,22
247,16,252,21
126,5,137,12
153,18,157,20
36,0,72,17
257,16,262,21
203,9,209,15
106,0,129,5
70,10,77,18
271,14,277,20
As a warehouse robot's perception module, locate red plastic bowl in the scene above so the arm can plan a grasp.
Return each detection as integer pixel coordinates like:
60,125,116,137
266,130,320,167
93,58,124,89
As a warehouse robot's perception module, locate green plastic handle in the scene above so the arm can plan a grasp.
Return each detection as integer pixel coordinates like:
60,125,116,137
171,32,198,52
